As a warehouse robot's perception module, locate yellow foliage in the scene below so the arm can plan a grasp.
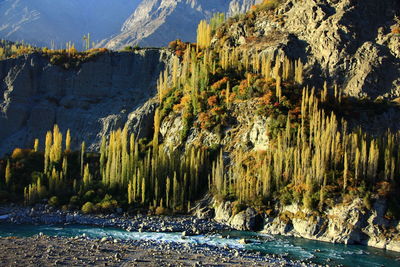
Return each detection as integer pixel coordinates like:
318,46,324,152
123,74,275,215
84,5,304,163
11,148,31,159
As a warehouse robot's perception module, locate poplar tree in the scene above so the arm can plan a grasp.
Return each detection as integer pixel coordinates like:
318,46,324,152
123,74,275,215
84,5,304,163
5,160,11,186
80,141,85,177
153,108,161,150
66,129,71,152
34,139,39,152
83,163,91,188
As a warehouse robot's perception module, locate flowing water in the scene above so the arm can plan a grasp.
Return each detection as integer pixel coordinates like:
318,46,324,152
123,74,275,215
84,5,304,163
0,223,399,266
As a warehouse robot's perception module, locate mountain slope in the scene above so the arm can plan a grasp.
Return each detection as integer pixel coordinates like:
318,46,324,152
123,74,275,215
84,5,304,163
104,0,263,49
212,0,400,100
0,0,141,49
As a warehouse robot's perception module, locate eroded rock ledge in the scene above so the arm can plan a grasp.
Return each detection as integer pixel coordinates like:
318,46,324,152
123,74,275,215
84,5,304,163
210,198,400,252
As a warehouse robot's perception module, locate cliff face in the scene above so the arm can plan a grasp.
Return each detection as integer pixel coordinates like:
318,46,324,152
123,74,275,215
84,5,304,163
0,50,172,156
104,0,263,50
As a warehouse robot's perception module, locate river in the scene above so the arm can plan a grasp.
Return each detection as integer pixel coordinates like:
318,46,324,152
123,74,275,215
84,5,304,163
1,223,399,266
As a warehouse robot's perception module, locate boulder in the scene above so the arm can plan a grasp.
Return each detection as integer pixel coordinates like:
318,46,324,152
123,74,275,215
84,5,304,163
214,201,232,224
229,207,262,231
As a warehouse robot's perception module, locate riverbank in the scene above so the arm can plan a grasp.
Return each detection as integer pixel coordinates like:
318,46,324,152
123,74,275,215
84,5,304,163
2,205,400,265
0,235,297,267
0,204,229,235
0,205,319,266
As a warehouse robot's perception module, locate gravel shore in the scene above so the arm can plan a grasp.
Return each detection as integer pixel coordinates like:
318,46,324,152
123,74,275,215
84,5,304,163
0,205,316,266
0,205,230,235
0,234,305,267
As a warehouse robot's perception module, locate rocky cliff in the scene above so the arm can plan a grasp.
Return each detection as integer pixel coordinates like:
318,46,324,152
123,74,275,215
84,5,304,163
104,0,263,50
0,49,172,156
209,198,400,252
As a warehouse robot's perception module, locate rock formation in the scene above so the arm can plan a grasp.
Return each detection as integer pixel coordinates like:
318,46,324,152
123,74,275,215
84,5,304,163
210,197,400,252
0,49,172,156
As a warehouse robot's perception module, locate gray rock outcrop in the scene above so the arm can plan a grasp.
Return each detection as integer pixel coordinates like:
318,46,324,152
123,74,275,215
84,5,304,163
213,201,262,231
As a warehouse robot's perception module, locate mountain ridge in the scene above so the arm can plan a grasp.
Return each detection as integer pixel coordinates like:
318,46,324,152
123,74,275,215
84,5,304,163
0,0,141,49
103,0,263,49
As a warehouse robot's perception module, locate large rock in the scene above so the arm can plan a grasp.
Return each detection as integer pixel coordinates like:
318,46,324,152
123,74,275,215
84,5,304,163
324,198,368,245
229,207,262,231
214,201,232,224
214,201,262,231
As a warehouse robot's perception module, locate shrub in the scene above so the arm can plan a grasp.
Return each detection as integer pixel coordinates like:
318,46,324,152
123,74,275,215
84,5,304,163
303,194,313,210
207,95,218,107
232,201,246,216
391,26,400,35
210,77,229,91
363,192,372,210
99,194,118,212
0,190,11,202
70,195,80,206
11,148,31,159
48,196,59,207
81,202,96,214
61,205,69,212
83,190,96,202
155,206,169,215
279,187,293,205
253,0,282,12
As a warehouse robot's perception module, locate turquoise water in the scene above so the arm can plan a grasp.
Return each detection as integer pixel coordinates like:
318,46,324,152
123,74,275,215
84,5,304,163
0,223,400,266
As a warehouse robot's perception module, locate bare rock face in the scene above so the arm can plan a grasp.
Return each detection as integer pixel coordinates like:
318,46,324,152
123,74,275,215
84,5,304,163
0,50,172,156
104,0,263,50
